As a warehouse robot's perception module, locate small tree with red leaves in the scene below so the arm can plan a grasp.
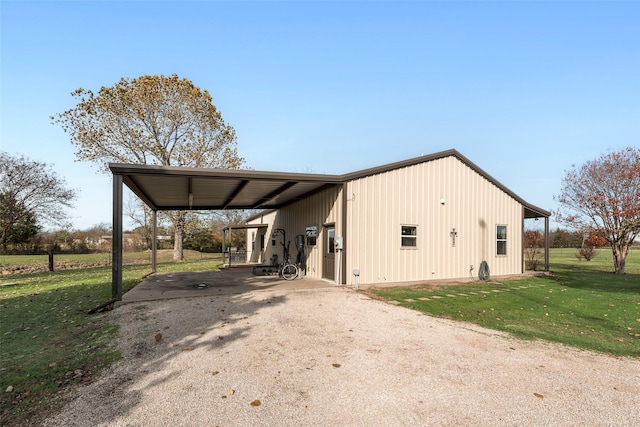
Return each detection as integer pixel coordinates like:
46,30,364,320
556,147,640,274
524,230,545,271
585,232,608,248
576,231,608,262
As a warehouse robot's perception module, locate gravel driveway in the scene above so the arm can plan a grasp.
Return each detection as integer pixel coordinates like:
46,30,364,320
44,286,639,426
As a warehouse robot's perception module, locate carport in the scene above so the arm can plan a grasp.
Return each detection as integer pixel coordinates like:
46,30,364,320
109,164,343,301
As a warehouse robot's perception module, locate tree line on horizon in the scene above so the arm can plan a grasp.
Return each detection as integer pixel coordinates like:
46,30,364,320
0,212,249,256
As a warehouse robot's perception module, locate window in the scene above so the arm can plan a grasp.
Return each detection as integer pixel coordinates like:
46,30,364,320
327,227,335,254
496,225,507,255
401,225,417,248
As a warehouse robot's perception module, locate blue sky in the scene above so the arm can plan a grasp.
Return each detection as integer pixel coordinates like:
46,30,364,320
1,1,638,230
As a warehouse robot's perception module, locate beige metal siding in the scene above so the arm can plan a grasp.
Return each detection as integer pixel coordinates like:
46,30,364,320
245,210,277,264
345,155,523,285
247,186,343,280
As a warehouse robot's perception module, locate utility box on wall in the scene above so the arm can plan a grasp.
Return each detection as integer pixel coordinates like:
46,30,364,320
306,226,318,246
335,236,343,250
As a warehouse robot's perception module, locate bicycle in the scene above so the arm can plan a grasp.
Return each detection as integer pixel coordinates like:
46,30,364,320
279,241,300,281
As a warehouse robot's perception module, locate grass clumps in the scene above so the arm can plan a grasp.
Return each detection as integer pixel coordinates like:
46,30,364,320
370,249,640,357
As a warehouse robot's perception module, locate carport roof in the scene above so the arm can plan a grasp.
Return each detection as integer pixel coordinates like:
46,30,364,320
109,149,550,217
109,163,343,211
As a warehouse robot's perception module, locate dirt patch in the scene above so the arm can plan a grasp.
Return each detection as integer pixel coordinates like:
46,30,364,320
1,358,112,427
1,261,109,275
0,259,156,275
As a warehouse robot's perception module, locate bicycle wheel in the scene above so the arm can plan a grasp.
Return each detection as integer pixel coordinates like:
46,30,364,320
281,263,299,281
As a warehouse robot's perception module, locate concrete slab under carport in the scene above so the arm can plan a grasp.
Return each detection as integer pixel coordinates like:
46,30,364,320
119,266,333,303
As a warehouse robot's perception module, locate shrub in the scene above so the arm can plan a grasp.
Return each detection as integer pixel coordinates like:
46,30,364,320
576,243,598,261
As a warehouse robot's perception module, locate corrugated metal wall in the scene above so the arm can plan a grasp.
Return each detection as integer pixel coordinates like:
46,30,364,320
248,155,526,285
344,155,523,285
247,186,343,280
245,210,277,264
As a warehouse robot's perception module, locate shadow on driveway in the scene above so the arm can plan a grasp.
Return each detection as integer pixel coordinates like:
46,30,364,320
120,266,333,303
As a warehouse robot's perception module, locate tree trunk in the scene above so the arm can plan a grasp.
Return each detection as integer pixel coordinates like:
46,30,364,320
172,211,186,261
612,242,628,274
166,210,187,261
173,226,184,261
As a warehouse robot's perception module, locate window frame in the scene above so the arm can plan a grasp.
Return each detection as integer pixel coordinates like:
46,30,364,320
401,225,418,249
496,224,507,256
327,227,335,254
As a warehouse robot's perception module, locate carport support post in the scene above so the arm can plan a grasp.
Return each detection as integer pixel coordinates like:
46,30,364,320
544,216,549,272
112,173,123,301
226,227,232,268
222,228,226,267
152,210,157,273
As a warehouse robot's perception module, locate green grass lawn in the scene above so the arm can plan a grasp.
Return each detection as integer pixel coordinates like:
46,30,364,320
371,248,640,357
0,251,222,425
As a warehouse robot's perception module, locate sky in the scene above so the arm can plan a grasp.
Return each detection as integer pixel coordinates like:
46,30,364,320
1,0,639,231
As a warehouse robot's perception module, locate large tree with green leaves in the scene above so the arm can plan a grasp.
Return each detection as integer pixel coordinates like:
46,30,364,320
0,152,76,252
556,147,640,274
52,74,244,260
0,193,40,251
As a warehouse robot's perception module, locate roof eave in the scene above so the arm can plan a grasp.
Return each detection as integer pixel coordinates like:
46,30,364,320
109,163,343,183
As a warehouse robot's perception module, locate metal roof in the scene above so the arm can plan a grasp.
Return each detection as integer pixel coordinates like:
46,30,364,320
109,149,550,218
109,163,343,211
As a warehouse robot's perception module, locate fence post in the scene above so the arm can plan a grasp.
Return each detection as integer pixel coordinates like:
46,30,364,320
48,246,54,272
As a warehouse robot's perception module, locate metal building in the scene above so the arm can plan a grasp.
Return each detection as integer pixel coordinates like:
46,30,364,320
245,149,550,286
109,149,549,298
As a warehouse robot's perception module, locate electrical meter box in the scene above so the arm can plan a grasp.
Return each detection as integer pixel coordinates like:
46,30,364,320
335,236,343,250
